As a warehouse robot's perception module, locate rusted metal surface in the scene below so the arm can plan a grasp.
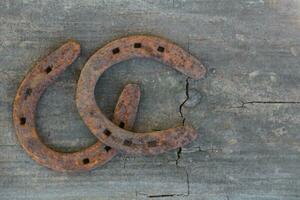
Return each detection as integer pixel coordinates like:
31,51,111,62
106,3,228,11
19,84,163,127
13,41,141,172
113,84,141,130
76,35,207,155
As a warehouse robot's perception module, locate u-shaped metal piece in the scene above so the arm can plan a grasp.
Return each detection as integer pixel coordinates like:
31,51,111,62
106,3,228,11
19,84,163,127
76,35,207,155
13,41,141,171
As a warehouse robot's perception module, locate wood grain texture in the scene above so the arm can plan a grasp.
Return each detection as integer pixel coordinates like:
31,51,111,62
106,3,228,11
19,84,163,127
0,0,300,199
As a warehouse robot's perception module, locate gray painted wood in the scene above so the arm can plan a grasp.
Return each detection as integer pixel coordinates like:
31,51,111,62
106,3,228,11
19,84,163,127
1,0,300,199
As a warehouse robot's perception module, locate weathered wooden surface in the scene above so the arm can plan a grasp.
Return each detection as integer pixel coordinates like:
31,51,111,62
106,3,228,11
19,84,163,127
1,0,300,199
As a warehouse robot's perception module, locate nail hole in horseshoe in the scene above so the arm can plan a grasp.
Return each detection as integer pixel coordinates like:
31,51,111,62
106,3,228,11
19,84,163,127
157,46,165,52
104,146,112,152
24,88,32,99
119,121,125,128
82,158,90,164
123,139,132,146
45,66,52,73
103,129,112,137
147,140,157,147
112,48,120,54
20,117,26,125
134,43,142,48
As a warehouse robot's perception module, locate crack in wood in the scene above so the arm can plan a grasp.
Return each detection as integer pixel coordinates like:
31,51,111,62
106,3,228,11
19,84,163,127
148,194,179,198
175,147,182,166
232,100,300,109
176,78,191,166
137,169,190,198
179,78,190,125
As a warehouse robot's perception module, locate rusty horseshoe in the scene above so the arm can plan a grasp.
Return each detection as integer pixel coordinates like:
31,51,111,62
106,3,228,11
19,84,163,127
13,41,141,171
76,35,207,155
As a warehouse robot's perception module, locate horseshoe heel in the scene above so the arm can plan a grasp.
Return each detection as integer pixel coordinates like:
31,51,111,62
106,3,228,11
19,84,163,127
13,41,141,171
76,35,207,155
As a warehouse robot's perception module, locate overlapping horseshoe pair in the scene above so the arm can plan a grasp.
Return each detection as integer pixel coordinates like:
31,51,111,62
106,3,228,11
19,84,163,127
13,35,206,172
